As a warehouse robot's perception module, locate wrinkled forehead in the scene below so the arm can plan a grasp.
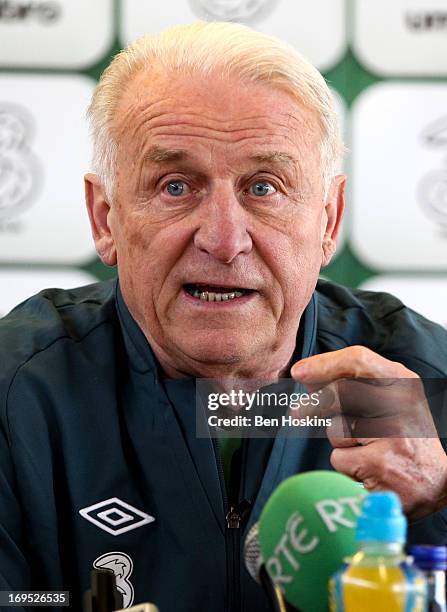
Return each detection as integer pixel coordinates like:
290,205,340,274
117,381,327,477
113,67,322,155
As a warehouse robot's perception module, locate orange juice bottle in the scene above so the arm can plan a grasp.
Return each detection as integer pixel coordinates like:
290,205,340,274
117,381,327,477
330,492,426,611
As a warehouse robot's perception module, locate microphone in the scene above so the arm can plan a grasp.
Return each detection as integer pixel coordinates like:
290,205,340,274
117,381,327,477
83,568,123,612
82,569,159,612
258,470,366,612
244,522,292,611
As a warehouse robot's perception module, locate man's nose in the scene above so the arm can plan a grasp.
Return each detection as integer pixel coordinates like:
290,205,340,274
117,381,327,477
193,190,253,264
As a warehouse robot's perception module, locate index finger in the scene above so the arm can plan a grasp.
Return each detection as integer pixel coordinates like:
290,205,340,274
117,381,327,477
291,346,418,384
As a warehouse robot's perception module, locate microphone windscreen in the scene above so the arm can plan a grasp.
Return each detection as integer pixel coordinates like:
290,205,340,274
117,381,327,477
244,522,263,583
259,470,366,612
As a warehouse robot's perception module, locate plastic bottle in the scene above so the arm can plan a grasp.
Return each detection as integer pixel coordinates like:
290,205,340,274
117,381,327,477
410,545,447,612
329,491,427,611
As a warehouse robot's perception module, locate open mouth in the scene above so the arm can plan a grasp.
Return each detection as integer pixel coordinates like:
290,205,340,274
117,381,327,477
183,283,254,302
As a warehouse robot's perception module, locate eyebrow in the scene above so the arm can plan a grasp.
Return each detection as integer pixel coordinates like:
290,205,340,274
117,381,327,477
144,146,188,163
249,152,299,167
144,146,299,167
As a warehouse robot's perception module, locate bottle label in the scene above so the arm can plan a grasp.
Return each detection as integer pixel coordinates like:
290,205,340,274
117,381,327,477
329,561,427,611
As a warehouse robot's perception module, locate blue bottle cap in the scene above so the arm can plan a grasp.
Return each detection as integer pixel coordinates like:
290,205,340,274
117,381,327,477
356,492,407,543
409,545,447,571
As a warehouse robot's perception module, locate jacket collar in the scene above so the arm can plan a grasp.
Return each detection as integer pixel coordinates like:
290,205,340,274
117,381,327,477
115,280,161,377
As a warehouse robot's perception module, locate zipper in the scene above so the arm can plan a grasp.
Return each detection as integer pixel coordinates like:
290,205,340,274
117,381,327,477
225,500,252,612
226,501,252,529
213,437,251,612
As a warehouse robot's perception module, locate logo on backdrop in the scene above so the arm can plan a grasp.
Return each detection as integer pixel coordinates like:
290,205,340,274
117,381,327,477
93,552,134,608
0,103,42,230
0,1,61,23
188,0,279,23
417,116,447,235
405,10,447,32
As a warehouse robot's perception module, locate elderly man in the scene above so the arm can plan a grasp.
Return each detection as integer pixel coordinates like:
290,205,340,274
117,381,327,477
1,21,447,612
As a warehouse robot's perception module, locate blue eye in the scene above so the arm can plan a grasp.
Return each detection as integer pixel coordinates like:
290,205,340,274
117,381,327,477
166,181,188,196
250,181,276,197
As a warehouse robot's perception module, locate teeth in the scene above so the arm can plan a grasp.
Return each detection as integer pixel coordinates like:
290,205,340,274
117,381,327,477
189,288,245,302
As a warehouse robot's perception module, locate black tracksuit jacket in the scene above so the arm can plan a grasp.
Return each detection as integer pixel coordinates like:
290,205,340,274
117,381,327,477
1,278,447,612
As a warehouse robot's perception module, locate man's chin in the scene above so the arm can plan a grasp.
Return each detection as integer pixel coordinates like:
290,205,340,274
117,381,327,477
184,344,249,366
175,334,259,369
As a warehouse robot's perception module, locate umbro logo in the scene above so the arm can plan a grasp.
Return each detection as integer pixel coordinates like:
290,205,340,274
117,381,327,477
79,497,155,536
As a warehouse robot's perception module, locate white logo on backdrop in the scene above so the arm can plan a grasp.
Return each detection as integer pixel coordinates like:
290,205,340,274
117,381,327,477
351,82,447,270
418,117,447,235
120,0,346,73
0,103,42,225
0,74,96,265
405,9,447,32
353,0,447,76
0,0,113,69
188,0,279,23
0,1,61,23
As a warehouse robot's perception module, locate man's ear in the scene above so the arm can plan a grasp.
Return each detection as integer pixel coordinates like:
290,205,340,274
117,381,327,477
84,173,117,266
321,174,346,267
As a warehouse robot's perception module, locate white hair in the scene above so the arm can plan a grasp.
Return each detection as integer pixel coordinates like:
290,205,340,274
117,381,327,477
87,21,345,202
